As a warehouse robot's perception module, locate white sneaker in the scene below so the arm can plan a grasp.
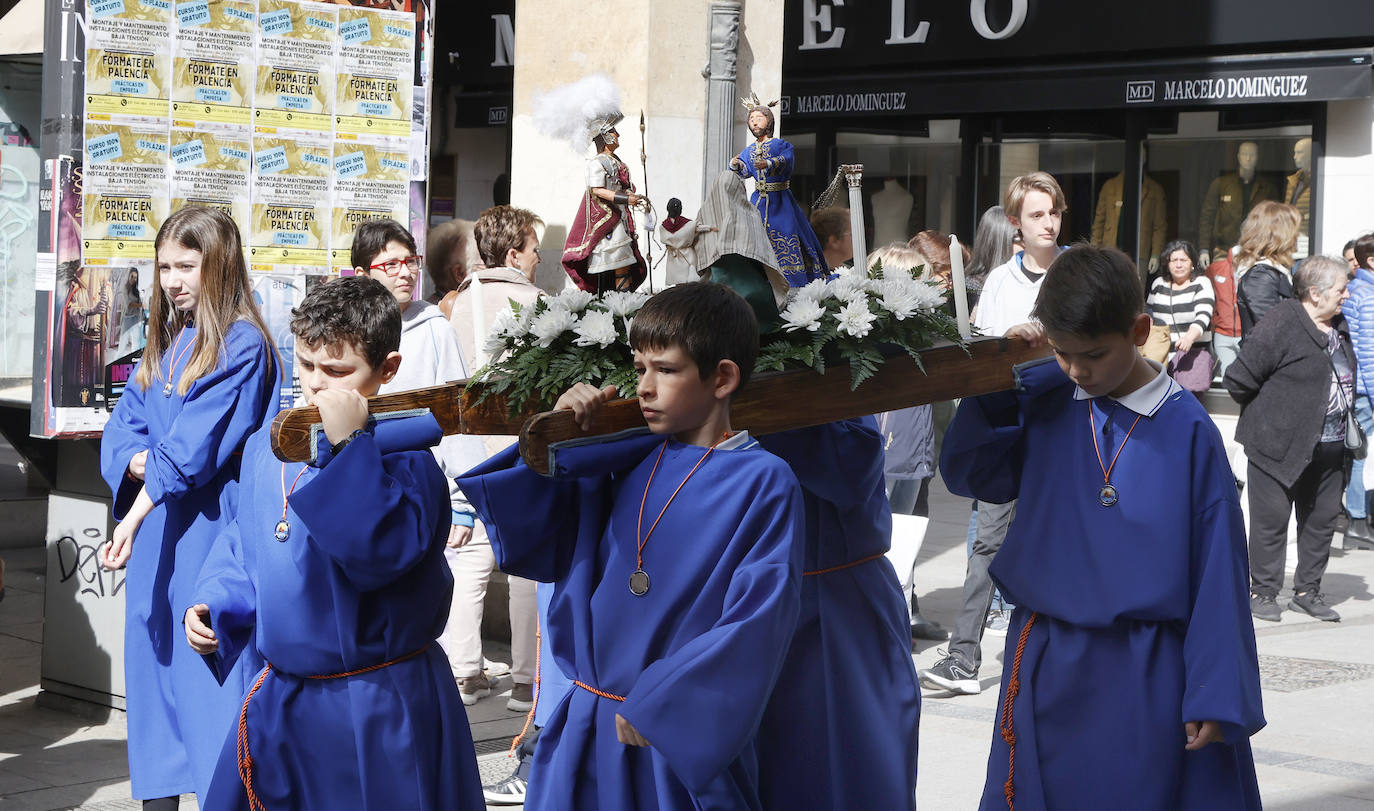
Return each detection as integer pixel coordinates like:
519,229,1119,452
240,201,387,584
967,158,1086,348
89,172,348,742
984,609,1011,637
484,658,512,679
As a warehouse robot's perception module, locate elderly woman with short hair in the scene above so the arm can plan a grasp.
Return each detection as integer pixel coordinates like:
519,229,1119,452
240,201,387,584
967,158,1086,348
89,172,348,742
1225,255,1355,623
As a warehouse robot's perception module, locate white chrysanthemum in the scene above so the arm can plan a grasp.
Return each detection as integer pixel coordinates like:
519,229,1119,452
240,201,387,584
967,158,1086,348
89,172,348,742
547,288,596,313
489,307,522,339
834,298,877,338
482,332,509,360
911,282,948,311
829,273,874,303
877,279,924,320
601,290,650,318
572,308,620,348
780,298,826,332
514,304,537,336
794,277,832,303
530,307,579,347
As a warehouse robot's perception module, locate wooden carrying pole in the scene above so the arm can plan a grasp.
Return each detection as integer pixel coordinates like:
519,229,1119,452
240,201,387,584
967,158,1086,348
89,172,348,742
271,336,1051,473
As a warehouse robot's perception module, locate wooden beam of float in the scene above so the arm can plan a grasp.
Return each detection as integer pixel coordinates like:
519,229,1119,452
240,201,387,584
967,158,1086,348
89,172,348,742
270,336,1051,471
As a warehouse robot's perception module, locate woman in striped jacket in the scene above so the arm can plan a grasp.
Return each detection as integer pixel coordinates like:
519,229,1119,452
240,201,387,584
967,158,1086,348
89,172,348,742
1147,239,1216,391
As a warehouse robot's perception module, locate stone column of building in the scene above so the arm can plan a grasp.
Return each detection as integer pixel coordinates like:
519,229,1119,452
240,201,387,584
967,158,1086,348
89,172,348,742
704,2,742,203
510,0,783,292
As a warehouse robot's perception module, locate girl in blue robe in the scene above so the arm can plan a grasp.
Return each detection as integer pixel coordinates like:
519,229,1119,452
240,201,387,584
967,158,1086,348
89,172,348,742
755,419,921,810
731,103,828,286
189,419,484,811
99,207,280,805
458,430,805,810
942,354,1264,810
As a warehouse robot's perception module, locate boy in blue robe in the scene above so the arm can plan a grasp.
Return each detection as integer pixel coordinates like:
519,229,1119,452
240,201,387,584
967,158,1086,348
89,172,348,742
941,245,1264,810
183,276,483,811
755,420,921,810
458,282,805,810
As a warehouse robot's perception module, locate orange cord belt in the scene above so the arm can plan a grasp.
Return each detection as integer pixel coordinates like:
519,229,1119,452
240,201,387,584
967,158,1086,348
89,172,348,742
999,612,1039,811
803,551,887,577
573,679,627,702
236,643,432,811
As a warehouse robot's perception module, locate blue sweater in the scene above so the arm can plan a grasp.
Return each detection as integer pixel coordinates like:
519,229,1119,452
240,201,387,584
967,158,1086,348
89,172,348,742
1343,266,1374,397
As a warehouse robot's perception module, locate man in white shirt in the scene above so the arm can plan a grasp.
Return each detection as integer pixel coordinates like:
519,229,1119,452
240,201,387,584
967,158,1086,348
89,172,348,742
920,172,1066,695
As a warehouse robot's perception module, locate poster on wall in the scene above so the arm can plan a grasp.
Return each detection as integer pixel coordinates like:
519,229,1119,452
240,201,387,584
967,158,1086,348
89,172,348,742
171,0,257,132
34,0,434,438
170,130,252,243
85,0,174,123
249,134,332,273
254,0,337,139
330,138,410,272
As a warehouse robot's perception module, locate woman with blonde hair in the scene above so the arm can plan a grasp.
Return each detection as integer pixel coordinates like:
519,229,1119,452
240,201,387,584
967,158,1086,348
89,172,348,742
99,205,281,809
1236,200,1302,333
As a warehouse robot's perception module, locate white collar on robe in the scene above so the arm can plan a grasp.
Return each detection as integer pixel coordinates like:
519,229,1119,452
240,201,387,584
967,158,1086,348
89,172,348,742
716,430,757,451
1072,360,1180,417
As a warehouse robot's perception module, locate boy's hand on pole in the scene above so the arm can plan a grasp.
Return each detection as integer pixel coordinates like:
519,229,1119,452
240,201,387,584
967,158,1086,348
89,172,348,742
185,604,219,654
315,389,369,445
1004,322,1047,347
554,383,618,432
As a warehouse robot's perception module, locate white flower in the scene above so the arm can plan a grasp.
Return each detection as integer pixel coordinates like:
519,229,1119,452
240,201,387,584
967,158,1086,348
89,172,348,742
482,332,509,360
910,281,948,311
490,307,522,339
829,273,874,303
546,287,595,313
834,298,877,338
572,308,619,348
794,278,832,303
529,307,579,347
780,298,826,332
876,279,923,321
601,290,650,318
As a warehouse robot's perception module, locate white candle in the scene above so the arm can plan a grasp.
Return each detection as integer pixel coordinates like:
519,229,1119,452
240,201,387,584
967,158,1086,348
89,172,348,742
949,234,970,339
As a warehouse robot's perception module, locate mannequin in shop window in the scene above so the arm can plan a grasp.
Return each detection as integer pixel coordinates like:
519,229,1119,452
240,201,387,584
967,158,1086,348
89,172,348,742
1286,137,1313,251
871,177,915,247
1090,151,1168,272
1199,141,1280,266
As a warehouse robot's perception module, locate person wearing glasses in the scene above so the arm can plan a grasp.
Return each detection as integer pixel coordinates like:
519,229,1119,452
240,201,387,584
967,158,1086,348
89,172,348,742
353,218,489,653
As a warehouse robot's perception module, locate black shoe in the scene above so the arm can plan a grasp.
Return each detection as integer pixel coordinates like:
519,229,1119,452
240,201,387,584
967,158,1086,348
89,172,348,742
918,653,979,694
911,613,949,641
482,770,528,805
1346,517,1374,543
1335,512,1350,534
1346,534,1374,551
1250,593,1282,622
1289,591,1340,622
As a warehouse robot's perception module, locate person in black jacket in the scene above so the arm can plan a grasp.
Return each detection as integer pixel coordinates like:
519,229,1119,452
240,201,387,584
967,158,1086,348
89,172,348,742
1225,255,1354,623
1236,201,1302,335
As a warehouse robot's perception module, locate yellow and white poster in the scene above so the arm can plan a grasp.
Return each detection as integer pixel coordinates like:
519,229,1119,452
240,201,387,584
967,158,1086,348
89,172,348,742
249,134,331,272
254,0,337,138
329,136,409,271
82,122,171,260
334,6,414,139
170,130,252,242
171,0,256,130
85,0,174,122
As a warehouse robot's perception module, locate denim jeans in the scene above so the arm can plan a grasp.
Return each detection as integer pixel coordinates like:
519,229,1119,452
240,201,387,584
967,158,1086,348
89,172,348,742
1345,394,1374,518
1214,334,1242,381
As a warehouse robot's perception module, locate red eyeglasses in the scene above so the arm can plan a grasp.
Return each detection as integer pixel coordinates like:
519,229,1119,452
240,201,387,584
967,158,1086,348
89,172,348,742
368,255,423,276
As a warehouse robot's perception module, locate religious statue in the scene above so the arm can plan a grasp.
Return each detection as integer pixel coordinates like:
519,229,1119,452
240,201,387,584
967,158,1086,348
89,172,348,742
730,94,828,286
533,75,649,293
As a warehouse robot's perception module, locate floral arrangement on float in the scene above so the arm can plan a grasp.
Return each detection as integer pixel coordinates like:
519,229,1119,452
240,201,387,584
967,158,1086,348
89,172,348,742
469,262,966,416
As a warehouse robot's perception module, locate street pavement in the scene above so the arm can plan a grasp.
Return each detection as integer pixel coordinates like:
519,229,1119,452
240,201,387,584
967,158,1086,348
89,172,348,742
2,467,1373,809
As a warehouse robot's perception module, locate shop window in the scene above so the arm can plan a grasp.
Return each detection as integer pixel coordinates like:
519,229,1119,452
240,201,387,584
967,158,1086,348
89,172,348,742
976,138,1125,252
823,121,963,256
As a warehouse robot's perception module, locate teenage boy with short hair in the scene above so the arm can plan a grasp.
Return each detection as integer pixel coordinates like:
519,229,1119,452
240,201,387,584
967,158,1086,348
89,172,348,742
185,276,484,810
942,245,1263,809
352,218,493,696
921,171,1066,694
457,282,805,809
